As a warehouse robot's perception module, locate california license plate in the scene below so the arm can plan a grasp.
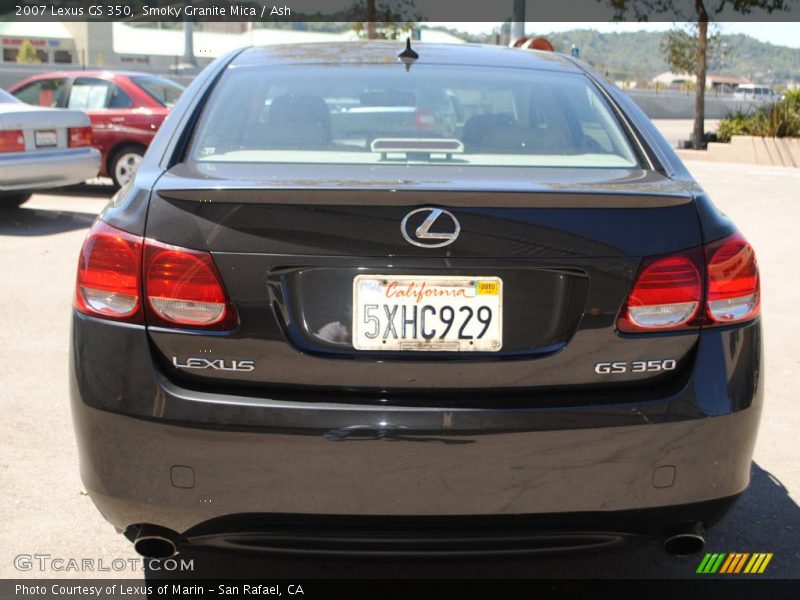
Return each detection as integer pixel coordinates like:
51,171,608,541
352,275,503,351
34,130,57,148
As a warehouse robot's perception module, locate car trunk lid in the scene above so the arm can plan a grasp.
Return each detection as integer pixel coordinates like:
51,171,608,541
144,164,701,394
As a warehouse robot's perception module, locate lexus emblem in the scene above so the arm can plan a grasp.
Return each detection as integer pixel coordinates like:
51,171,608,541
401,208,460,248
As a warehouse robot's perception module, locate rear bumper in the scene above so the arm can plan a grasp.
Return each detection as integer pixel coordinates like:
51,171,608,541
0,147,100,192
152,499,738,556
70,313,763,536
73,401,757,535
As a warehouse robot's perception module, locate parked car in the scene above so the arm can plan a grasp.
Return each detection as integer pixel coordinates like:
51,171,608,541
0,88,100,208
733,84,775,101
70,42,762,560
8,71,184,188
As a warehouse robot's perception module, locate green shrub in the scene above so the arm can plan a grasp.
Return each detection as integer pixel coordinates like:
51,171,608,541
717,92,800,141
782,89,800,112
717,111,754,142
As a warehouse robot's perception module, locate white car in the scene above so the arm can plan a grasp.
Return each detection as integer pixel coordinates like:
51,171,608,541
0,88,100,208
732,84,775,101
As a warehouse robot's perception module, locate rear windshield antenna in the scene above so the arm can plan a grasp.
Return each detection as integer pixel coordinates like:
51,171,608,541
398,38,419,70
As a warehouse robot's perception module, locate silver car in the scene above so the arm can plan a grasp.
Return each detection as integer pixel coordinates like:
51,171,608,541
0,88,100,208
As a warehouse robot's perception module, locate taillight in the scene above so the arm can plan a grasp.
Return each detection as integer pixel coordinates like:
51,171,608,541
705,233,760,324
618,251,703,332
0,129,25,153
74,221,236,330
618,232,760,333
144,239,237,330
68,126,93,148
75,221,143,322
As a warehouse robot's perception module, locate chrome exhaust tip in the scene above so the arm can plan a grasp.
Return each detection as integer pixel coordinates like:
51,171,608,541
133,525,180,559
663,523,705,556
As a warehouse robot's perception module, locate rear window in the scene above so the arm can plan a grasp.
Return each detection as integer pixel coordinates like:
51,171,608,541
131,76,184,108
13,78,68,107
188,64,640,169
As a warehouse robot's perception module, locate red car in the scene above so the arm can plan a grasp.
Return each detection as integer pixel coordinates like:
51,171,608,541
8,71,184,187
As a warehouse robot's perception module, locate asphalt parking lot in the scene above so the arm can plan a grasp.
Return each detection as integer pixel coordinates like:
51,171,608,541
0,160,798,581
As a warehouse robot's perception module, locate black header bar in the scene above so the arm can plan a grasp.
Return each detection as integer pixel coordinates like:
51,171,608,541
1,0,799,22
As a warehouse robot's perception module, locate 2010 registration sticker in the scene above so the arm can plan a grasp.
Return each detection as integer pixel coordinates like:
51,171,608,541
352,275,503,352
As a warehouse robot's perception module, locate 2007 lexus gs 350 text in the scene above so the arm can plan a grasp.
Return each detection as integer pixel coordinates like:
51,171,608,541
69,42,762,559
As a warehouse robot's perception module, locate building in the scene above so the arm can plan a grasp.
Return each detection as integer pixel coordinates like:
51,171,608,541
1,22,76,64
652,71,751,92
0,22,464,72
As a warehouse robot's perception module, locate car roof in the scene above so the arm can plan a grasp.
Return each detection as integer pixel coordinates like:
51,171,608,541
17,70,164,81
232,41,581,73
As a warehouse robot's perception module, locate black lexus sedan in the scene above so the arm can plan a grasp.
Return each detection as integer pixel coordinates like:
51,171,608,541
70,42,762,560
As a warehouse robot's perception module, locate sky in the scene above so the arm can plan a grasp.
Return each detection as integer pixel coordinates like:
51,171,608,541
428,22,800,49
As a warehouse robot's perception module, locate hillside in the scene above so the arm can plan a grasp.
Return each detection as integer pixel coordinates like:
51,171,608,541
447,27,800,85
544,30,800,84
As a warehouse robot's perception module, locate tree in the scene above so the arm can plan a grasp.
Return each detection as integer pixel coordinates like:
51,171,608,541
607,0,788,149
351,0,421,40
661,22,724,76
16,40,41,65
